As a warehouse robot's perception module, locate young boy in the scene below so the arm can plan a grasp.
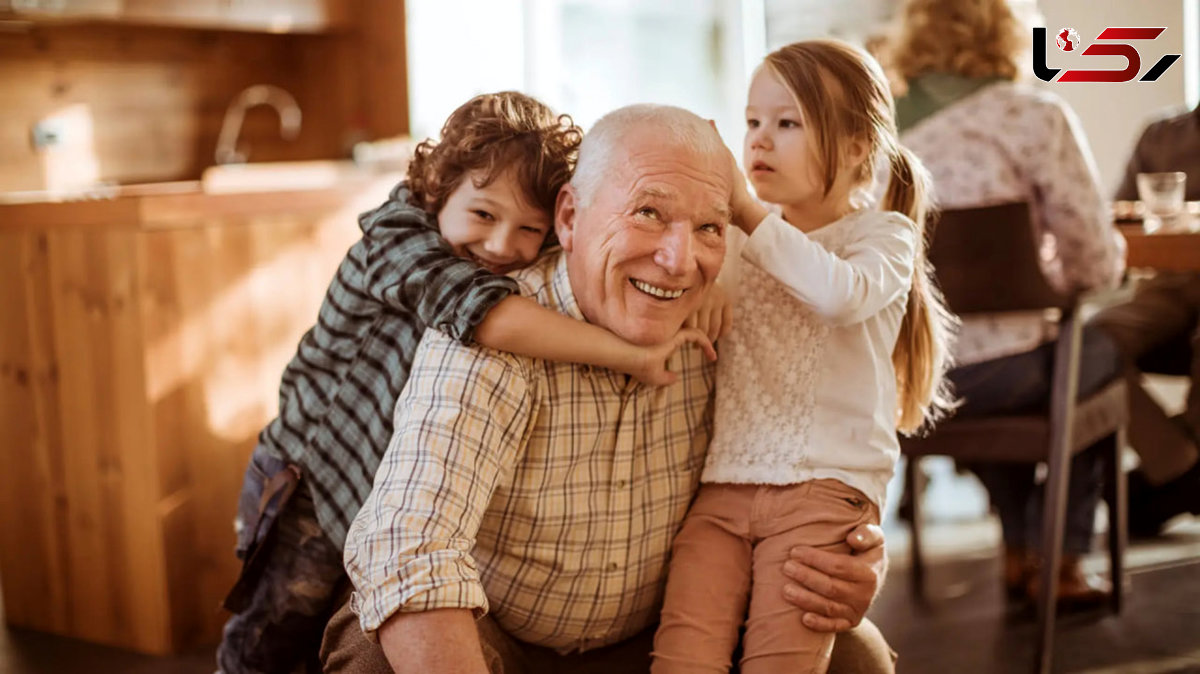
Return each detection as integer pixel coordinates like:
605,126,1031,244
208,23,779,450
216,92,585,674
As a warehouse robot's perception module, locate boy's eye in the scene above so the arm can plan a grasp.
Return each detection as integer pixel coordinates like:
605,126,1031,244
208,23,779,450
472,209,494,221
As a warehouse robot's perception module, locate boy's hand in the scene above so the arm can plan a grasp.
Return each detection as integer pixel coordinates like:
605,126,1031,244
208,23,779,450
686,283,733,343
630,328,716,386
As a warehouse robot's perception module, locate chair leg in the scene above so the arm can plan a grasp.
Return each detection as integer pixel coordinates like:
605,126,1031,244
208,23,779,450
906,458,926,602
1036,452,1072,674
1104,430,1127,614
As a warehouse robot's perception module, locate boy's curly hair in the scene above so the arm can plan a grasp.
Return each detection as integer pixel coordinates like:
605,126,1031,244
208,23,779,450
406,91,583,245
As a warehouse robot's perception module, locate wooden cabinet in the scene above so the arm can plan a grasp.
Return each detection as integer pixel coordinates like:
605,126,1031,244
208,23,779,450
2,0,352,32
0,177,395,654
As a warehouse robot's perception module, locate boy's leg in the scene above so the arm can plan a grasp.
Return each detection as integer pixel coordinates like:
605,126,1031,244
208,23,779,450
652,483,755,674
741,480,879,674
218,474,346,674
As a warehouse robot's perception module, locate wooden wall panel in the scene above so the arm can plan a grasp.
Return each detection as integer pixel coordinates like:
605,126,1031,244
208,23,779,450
0,22,372,191
0,232,72,635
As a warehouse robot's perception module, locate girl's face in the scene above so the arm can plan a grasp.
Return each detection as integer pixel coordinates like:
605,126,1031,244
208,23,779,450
743,67,826,212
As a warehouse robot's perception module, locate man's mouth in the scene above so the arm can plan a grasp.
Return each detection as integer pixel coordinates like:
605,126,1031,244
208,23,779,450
630,279,686,300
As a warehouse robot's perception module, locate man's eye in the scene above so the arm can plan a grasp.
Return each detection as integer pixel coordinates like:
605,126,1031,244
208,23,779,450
699,223,723,234
636,207,659,219
472,210,494,221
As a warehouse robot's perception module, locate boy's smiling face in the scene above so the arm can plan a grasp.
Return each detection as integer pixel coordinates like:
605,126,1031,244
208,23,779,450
437,168,553,274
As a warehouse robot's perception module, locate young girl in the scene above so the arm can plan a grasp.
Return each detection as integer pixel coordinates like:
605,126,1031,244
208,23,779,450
219,91,713,674
651,40,957,674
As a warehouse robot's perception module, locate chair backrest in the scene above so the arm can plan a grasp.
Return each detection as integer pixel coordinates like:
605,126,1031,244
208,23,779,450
927,202,1069,315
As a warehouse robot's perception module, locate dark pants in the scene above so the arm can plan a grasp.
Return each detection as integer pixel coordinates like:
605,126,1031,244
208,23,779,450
319,600,897,674
1094,272,1200,484
217,445,347,674
948,324,1121,554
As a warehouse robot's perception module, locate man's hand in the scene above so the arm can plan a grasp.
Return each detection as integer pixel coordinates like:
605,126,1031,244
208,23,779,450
630,328,716,386
780,523,886,632
685,283,733,343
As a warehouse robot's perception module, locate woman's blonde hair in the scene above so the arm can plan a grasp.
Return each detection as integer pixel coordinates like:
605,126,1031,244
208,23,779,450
888,0,1027,82
763,40,957,434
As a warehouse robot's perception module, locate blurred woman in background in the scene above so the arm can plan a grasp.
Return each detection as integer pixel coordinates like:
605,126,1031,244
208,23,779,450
883,0,1126,608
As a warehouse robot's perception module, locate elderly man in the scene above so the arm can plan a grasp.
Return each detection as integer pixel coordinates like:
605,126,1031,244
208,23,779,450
320,104,893,673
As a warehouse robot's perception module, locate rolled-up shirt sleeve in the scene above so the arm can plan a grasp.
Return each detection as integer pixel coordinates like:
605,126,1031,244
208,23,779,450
344,330,533,636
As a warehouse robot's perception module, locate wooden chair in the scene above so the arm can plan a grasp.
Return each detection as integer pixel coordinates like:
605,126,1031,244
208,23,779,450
900,202,1128,674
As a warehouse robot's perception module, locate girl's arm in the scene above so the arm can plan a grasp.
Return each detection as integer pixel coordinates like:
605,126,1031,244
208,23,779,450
475,296,716,386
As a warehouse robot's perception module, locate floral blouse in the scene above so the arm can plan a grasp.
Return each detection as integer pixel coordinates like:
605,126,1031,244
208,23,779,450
899,81,1126,365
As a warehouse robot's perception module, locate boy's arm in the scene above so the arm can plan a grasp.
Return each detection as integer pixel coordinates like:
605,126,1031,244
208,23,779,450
475,296,716,386
358,188,519,343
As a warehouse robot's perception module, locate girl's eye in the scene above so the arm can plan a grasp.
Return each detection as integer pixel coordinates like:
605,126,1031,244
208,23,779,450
779,119,800,129
746,119,759,129
521,226,545,235
472,210,494,221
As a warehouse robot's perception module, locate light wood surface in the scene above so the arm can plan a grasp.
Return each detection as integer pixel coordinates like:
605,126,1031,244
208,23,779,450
0,177,393,653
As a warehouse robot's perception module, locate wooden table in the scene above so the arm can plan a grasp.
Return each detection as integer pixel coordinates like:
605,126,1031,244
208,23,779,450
1118,224,1200,272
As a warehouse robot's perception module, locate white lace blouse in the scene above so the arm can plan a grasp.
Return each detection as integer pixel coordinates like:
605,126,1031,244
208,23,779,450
702,209,917,508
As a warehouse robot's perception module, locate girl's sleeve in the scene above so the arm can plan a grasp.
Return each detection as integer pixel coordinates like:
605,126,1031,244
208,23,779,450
357,188,520,344
740,211,917,325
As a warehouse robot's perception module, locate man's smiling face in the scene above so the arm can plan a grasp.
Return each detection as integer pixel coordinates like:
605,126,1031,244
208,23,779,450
556,127,731,345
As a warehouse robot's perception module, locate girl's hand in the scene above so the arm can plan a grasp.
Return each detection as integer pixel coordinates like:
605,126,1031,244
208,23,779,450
685,283,733,343
630,328,717,386
726,148,769,234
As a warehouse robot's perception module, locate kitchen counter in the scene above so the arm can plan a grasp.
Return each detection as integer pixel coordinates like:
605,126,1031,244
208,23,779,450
0,168,399,654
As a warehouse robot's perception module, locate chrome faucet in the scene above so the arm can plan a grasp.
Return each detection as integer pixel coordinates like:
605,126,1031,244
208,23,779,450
214,84,302,165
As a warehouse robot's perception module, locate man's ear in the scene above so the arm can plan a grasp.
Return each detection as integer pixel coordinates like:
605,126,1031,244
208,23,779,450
554,184,577,252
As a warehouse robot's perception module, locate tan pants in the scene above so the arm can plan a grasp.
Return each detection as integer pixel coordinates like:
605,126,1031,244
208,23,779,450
652,480,881,674
321,584,894,674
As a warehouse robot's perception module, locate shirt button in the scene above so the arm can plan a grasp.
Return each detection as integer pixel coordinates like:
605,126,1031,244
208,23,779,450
608,561,620,571
615,479,627,489
580,365,592,376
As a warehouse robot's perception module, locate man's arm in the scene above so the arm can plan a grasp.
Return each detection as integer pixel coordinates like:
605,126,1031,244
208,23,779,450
379,609,488,674
781,523,886,632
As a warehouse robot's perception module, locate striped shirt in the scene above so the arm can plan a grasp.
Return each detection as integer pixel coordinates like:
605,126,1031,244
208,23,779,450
260,183,519,548
345,251,716,653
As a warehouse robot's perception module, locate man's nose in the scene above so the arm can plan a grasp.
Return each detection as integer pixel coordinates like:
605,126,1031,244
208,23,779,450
654,224,698,276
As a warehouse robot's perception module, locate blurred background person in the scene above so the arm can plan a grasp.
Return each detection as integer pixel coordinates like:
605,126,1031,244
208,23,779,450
1097,104,1200,537
884,0,1126,607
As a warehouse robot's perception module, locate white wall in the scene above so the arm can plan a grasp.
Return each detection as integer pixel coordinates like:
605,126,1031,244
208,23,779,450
1036,0,1193,195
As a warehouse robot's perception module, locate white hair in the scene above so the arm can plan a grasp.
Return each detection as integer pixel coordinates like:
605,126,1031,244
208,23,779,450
570,104,726,207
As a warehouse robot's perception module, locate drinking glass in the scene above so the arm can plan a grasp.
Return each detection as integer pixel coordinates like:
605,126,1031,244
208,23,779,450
1137,171,1186,233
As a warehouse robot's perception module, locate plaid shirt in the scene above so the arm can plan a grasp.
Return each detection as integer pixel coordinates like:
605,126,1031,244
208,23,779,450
260,183,519,548
345,251,716,653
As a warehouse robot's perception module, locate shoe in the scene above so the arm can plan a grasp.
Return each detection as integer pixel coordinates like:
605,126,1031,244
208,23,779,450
1025,554,1111,611
1128,461,1200,537
1003,546,1031,601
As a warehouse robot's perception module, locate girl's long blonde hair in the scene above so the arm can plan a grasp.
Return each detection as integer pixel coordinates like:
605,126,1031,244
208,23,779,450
763,40,958,434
